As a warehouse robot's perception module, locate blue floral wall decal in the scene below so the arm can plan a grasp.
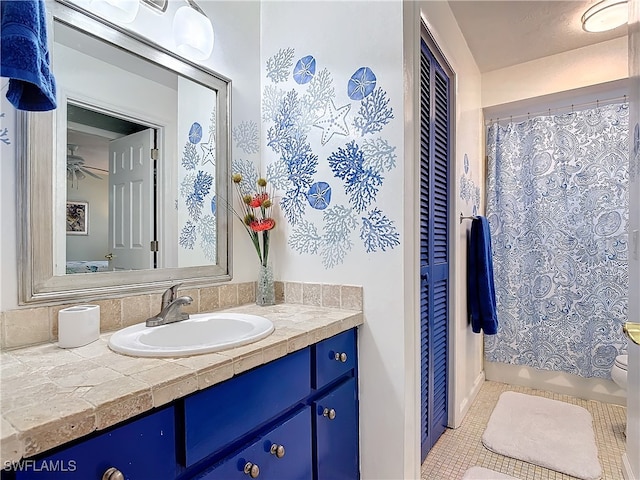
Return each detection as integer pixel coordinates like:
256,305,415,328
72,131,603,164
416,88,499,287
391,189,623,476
233,120,259,154
485,103,629,379
266,47,295,83
293,55,316,85
313,99,351,145
307,181,332,209
178,108,217,261
179,220,197,249
328,140,382,213
0,112,10,145
200,133,216,166
181,143,199,170
460,152,480,214
189,122,203,143
353,87,394,136
348,66,376,100
263,47,400,268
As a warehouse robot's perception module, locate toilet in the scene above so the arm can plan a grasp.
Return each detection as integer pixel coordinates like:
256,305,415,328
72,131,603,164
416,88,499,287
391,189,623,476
611,354,628,392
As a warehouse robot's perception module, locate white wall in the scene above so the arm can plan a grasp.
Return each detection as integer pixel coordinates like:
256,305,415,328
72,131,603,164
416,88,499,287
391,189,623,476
66,174,109,261
260,3,408,478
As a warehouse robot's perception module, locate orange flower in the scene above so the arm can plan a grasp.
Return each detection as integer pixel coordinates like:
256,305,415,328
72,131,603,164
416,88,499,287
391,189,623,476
250,218,276,232
249,193,269,208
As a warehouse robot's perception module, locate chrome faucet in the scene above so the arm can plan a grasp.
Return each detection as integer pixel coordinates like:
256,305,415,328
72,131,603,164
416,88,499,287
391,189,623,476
146,284,193,327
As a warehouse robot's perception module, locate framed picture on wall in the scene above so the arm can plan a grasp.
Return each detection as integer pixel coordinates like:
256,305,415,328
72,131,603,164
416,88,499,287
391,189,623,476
66,201,88,235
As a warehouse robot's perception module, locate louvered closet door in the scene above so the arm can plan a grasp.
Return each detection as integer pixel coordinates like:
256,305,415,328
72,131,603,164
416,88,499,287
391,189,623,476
419,39,450,462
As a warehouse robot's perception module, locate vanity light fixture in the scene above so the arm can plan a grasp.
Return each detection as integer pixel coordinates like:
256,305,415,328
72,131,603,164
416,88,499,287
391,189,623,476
172,0,214,61
581,0,628,32
89,0,140,23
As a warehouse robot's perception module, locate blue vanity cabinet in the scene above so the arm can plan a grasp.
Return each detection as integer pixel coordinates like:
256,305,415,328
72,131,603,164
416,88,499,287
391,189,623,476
193,407,313,479
312,328,359,480
13,405,177,480
313,377,359,479
313,328,356,389
182,348,311,468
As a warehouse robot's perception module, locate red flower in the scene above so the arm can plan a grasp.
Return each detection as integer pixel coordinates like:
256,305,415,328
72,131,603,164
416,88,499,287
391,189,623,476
249,193,269,208
250,218,276,232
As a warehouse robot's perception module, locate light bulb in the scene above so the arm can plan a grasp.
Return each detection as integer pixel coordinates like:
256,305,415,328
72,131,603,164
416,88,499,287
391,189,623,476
90,0,140,23
582,0,628,32
172,1,214,61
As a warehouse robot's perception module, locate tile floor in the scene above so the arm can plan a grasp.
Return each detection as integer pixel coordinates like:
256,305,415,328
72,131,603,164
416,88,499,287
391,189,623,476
420,380,627,480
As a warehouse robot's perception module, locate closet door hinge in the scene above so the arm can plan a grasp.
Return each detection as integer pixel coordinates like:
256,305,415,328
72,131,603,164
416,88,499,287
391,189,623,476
150,240,159,252
151,148,159,160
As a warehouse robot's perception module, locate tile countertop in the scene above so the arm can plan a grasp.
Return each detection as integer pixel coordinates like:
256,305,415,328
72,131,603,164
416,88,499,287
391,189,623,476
0,303,363,464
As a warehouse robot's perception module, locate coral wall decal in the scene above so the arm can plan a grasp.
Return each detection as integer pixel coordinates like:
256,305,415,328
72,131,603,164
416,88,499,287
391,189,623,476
261,47,400,268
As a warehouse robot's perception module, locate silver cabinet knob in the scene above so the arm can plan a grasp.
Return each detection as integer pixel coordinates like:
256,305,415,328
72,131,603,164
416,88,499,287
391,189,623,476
102,467,124,480
323,407,336,420
244,462,260,478
270,443,286,458
334,352,348,362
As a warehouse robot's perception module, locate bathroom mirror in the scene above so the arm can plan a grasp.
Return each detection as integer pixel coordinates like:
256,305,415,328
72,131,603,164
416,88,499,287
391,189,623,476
17,0,232,304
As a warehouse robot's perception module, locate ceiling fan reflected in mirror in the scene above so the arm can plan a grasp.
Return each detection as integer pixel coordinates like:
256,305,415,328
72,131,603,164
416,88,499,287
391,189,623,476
67,144,108,187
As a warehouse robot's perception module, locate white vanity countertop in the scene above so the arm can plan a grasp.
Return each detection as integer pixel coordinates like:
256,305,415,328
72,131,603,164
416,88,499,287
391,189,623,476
0,303,363,464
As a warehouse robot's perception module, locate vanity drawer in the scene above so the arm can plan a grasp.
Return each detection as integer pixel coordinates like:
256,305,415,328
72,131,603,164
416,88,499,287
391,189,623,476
194,406,312,479
313,329,356,389
14,406,177,480
183,348,311,467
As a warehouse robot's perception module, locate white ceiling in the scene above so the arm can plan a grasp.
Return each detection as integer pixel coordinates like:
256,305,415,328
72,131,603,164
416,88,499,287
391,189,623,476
447,0,628,73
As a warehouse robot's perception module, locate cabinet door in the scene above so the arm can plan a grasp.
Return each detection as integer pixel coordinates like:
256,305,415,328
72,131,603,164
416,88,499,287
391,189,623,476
313,329,356,389
313,377,359,480
14,406,176,480
195,407,312,480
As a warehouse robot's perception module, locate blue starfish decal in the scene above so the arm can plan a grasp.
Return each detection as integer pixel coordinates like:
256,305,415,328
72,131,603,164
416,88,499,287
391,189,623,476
313,100,351,145
200,133,215,165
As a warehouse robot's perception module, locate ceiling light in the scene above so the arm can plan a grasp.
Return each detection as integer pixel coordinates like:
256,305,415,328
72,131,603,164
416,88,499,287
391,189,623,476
89,0,140,23
172,0,214,61
581,0,628,32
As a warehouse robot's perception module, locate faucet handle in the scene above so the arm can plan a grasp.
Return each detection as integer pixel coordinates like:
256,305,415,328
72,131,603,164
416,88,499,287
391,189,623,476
161,283,182,308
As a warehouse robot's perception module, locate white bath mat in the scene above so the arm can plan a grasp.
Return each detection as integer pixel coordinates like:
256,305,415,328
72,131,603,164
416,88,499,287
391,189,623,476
462,466,519,479
482,391,602,480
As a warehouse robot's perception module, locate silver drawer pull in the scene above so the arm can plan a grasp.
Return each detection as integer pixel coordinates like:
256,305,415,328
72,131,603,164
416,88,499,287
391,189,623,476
270,443,286,458
244,462,260,478
323,407,336,420
102,467,124,480
334,352,348,362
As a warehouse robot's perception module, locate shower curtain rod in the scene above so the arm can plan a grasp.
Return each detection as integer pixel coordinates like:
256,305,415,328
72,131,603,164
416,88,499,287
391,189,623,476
484,94,628,126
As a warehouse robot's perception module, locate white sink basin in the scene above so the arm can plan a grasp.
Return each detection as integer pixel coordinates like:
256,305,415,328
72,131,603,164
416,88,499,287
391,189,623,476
108,313,274,357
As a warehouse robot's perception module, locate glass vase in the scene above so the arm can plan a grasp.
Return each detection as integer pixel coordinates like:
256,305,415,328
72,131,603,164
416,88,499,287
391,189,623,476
256,263,275,306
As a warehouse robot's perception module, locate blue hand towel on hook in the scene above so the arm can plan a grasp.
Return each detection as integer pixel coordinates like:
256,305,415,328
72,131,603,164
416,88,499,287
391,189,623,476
468,216,498,335
1,0,57,111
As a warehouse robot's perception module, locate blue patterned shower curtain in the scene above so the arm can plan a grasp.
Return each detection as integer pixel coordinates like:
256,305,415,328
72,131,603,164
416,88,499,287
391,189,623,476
485,103,629,379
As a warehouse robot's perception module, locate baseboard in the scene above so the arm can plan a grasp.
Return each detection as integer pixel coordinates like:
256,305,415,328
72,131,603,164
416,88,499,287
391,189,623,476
484,361,626,405
623,453,637,480
452,370,485,428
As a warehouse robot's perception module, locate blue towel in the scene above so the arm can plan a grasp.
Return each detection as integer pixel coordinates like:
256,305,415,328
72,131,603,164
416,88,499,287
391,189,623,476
1,0,57,111
468,216,499,335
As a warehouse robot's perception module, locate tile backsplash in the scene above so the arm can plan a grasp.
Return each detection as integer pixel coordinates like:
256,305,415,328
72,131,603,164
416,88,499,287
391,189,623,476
0,281,363,350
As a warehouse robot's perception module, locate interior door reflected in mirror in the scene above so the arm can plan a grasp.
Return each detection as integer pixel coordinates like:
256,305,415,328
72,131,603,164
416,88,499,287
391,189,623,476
53,14,221,275
17,0,231,304
66,105,154,274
